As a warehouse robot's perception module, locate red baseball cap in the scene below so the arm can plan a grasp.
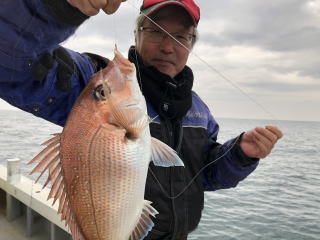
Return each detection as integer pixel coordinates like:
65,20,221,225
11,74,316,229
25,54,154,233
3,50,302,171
140,0,200,26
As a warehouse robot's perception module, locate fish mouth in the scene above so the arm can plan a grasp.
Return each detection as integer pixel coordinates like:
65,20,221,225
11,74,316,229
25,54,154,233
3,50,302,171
119,98,140,109
125,103,138,107
120,102,139,110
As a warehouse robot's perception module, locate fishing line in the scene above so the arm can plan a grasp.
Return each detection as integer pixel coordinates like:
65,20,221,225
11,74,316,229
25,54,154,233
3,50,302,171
125,0,268,199
126,0,278,120
145,112,241,199
19,1,272,210
133,48,144,90
149,135,241,199
112,13,118,47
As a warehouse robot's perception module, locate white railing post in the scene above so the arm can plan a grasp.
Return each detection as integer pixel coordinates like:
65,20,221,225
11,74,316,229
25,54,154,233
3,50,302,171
7,158,21,184
6,158,22,221
26,206,33,237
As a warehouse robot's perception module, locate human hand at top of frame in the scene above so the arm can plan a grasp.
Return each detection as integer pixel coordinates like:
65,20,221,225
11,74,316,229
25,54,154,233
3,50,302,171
240,126,283,159
67,0,127,16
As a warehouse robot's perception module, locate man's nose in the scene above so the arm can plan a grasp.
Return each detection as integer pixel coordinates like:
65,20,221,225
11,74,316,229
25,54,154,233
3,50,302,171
159,35,175,53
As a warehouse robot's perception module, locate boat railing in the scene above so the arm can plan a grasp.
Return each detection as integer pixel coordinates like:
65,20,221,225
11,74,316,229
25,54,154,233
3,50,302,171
0,158,71,240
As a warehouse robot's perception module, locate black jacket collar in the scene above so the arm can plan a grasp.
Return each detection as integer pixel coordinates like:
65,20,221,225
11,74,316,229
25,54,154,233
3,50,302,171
128,46,193,120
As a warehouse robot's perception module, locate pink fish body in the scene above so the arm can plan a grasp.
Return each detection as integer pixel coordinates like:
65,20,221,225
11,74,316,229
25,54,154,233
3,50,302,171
29,49,184,240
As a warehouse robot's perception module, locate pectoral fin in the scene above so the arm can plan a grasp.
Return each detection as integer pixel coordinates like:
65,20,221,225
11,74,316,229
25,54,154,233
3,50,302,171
129,200,158,240
150,137,184,167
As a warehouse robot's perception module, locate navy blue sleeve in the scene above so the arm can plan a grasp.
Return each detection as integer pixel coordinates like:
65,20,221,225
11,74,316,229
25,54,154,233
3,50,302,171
0,0,95,126
203,111,259,191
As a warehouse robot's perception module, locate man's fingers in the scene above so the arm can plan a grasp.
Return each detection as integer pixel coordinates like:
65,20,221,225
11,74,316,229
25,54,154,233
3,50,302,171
67,0,125,16
253,126,283,158
255,127,278,145
241,125,283,159
253,130,272,149
89,0,108,9
67,0,100,16
266,125,283,139
252,131,271,158
102,0,123,14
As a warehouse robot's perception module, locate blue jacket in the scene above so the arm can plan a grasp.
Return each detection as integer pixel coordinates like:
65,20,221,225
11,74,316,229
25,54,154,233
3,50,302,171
0,0,258,238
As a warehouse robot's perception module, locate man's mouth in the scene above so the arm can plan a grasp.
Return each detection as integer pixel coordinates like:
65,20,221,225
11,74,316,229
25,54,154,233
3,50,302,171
153,59,175,65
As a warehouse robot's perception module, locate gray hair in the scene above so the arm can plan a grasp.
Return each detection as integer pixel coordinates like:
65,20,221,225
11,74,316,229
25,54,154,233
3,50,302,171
134,13,199,47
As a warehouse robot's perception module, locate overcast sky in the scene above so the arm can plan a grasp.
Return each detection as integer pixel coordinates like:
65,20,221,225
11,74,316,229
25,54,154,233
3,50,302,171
1,0,319,122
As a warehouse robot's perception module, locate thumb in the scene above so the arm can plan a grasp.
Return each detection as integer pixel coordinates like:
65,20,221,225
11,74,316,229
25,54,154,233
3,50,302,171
102,0,126,15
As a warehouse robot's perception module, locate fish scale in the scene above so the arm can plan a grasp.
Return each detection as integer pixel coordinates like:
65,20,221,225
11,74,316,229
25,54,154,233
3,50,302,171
89,130,144,239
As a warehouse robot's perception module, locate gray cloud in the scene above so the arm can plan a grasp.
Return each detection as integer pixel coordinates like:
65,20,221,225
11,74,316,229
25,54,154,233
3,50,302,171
197,0,320,52
57,0,320,121
2,0,319,121
241,80,320,93
73,3,138,47
190,0,320,102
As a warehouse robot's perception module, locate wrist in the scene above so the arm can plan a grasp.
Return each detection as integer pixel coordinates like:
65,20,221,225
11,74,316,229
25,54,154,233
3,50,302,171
233,133,259,166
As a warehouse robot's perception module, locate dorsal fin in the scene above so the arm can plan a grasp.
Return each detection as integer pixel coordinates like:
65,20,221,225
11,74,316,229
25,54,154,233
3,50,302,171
129,200,158,240
28,133,85,240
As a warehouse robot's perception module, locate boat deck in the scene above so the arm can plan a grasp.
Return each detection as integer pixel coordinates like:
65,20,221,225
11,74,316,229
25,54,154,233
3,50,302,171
0,161,71,240
0,205,48,240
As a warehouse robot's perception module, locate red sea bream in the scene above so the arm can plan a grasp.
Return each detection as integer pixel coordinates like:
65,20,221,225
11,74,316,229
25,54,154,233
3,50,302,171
28,49,184,240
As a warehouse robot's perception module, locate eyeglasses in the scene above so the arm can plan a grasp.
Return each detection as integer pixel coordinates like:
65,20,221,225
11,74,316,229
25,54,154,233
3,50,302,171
138,26,195,47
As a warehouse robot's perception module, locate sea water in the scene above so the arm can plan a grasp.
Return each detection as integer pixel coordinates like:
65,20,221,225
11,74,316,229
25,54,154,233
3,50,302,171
0,110,319,240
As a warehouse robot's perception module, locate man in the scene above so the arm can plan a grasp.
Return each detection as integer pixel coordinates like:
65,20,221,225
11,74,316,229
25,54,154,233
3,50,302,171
0,0,283,239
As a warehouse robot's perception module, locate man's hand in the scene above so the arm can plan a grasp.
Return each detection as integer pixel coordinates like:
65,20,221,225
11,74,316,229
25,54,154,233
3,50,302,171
67,0,127,16
240,126,283,159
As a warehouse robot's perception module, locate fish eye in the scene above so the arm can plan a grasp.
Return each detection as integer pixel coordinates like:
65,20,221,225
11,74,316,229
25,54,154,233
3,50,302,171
93,84,110,101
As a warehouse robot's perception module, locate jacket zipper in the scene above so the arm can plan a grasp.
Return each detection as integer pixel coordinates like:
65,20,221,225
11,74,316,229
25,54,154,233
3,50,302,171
162,118,184,239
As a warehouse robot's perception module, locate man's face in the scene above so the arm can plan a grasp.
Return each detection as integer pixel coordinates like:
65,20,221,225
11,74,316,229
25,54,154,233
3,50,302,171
135,6,195,78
